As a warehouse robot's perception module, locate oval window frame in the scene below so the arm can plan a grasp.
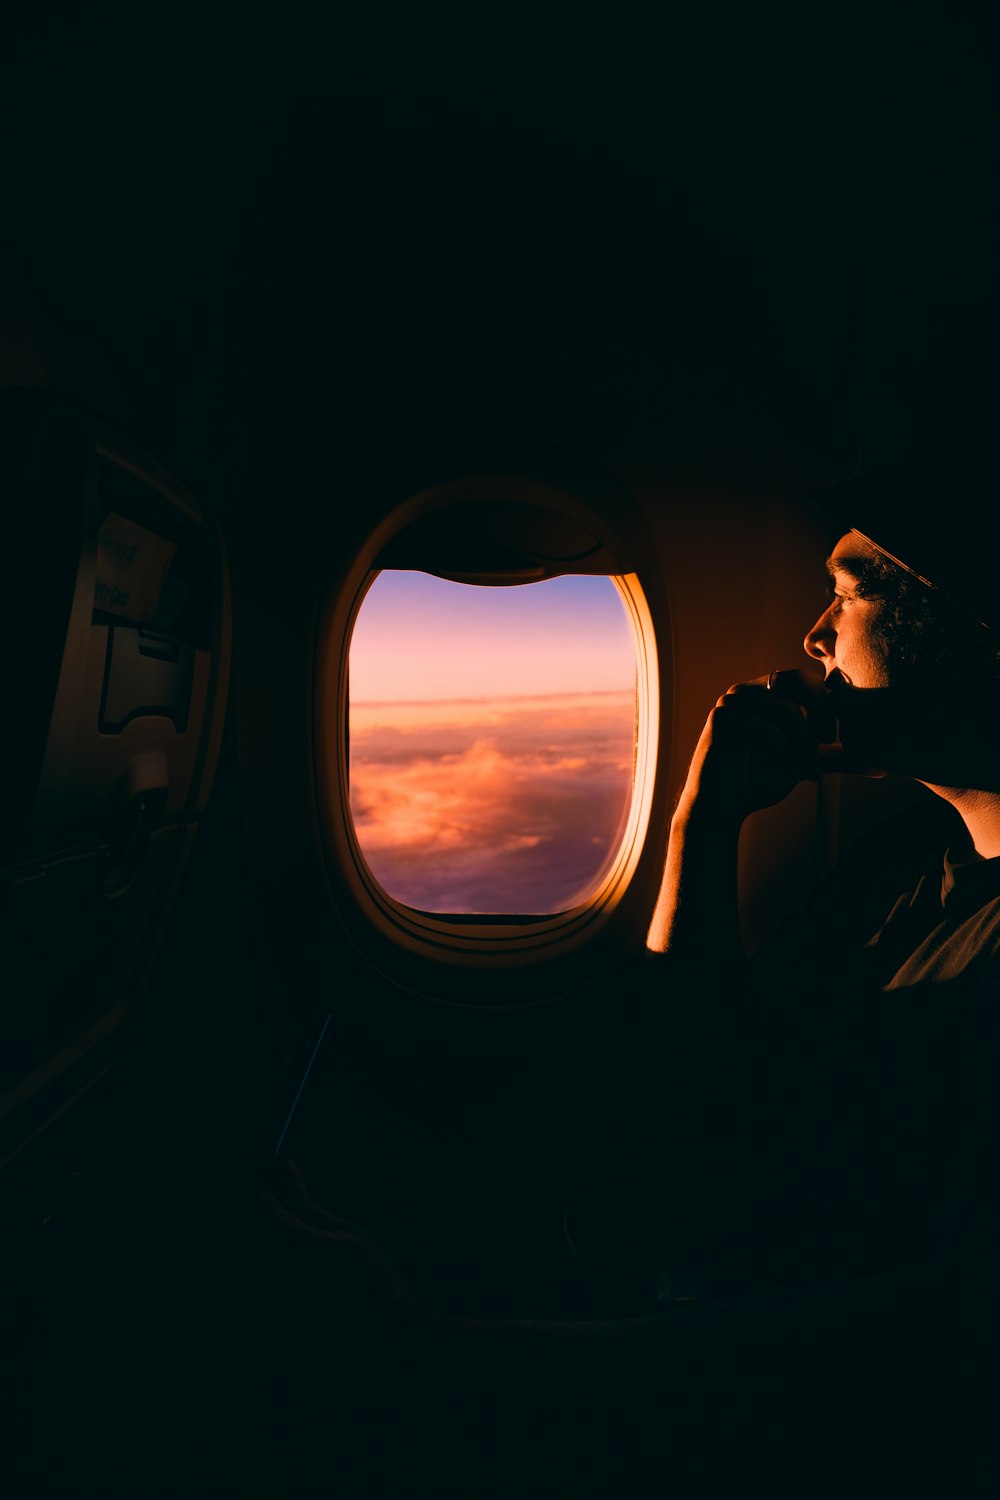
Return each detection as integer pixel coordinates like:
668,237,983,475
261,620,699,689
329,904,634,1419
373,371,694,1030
312,458,671,998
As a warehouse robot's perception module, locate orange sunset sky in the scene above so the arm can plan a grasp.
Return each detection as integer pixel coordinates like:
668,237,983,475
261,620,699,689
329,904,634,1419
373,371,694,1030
349,574,638,913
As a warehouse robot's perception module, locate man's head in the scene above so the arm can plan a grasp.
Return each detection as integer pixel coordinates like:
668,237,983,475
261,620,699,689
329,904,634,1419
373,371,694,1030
807,530,1000,689
803,528,1000,784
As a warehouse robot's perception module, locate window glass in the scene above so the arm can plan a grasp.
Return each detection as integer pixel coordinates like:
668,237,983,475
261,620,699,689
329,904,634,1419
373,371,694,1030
348,572,638,915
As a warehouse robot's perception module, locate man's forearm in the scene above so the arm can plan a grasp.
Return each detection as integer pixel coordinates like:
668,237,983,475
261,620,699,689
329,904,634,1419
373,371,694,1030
646,798,745,962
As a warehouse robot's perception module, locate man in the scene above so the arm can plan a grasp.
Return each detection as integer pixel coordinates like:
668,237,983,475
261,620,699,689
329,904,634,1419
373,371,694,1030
644,495,1000,1298
255,461,1000,1494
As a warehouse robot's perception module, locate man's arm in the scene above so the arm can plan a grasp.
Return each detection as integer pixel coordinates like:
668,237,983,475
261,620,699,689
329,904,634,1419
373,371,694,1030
646,673,826,961
645,792,744,963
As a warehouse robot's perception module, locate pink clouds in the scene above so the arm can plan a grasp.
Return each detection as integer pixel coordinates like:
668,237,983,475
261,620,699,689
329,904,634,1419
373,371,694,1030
349,692,635,914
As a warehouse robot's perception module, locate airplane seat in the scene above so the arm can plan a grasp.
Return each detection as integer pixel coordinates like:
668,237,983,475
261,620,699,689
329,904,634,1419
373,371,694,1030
0,385,231,1237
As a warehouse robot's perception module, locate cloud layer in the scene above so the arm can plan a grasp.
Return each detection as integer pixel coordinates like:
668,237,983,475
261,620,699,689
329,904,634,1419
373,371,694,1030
350,693,636,913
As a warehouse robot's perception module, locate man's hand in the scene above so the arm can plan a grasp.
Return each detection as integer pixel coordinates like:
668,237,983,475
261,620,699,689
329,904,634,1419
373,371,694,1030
647,667,835,955
679,668,835,822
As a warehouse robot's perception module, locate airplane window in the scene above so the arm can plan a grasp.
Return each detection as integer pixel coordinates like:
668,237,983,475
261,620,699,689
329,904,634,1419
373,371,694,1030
348,571,639,915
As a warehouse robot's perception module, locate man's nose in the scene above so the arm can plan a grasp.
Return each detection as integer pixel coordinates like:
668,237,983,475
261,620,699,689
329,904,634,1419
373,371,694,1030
803,604,835,663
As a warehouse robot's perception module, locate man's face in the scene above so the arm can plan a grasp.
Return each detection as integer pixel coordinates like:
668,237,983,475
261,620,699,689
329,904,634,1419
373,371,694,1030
803,530,892,689
802,528,995,787
802,528,954,779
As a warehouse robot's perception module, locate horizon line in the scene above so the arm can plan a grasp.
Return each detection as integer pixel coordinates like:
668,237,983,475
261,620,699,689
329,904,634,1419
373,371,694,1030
350,686,636,709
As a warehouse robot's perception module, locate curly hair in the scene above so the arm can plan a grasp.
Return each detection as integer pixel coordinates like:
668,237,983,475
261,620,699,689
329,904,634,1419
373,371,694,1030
851,551,1000,692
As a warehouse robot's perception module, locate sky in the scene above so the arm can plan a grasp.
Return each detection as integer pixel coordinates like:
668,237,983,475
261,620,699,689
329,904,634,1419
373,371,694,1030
348,572,641,912
349,572,636,704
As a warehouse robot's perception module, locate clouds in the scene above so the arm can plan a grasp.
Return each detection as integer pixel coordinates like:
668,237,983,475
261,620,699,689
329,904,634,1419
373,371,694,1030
349,693,636,914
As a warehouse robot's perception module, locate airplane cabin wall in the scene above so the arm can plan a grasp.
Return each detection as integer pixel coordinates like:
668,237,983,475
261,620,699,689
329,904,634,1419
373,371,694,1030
0,303,925,1220
197,366,874,1205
